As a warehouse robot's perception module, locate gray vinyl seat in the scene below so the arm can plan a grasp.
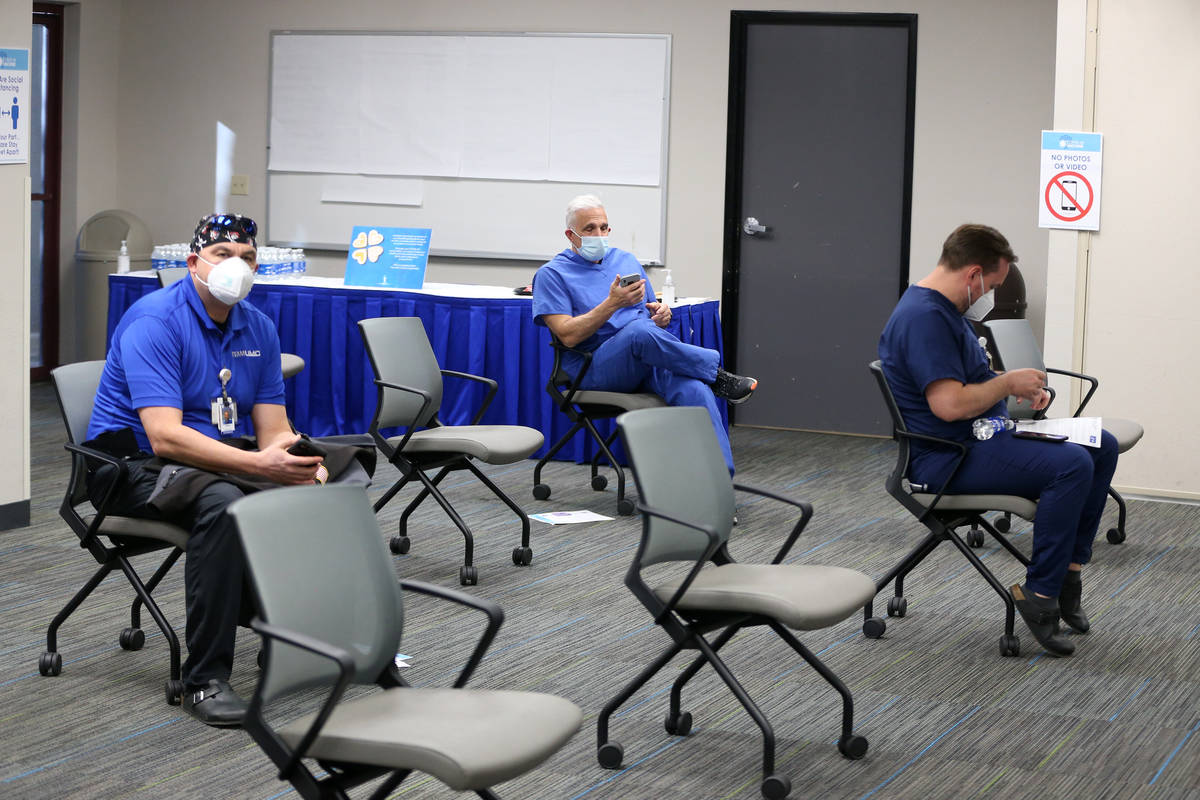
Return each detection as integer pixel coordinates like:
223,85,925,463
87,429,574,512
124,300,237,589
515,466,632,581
359,316,543,586
40,360,189,705
865,360,1035,658
227,484,581,800
985,318,1142,543
158,266,306,379
596,406,874,800
531,335,666,517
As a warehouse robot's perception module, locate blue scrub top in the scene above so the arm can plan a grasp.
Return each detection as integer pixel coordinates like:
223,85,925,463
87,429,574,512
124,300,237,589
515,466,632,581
532,247,657,353
88,274,286,451
878,285,1006,484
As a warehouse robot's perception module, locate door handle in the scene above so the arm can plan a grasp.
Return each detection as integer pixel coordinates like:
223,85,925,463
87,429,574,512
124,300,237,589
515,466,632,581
742,217,768,235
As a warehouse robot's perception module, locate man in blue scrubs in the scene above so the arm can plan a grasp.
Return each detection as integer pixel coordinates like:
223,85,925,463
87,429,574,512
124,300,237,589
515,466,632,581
88,214,322,726
533,195,757,474
879,223,1118,657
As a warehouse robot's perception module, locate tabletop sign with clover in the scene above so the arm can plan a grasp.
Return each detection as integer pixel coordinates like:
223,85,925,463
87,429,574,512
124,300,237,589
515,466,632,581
343,225,432,289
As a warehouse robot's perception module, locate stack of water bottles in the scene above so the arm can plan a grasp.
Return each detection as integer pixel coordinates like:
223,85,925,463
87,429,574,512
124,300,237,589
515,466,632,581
150,243,306,282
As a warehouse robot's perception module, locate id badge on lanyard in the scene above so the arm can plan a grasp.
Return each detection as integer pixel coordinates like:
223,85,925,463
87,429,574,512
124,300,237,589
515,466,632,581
210,367,238,434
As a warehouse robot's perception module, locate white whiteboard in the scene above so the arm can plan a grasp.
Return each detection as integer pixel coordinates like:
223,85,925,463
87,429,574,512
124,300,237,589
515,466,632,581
267,31,671,263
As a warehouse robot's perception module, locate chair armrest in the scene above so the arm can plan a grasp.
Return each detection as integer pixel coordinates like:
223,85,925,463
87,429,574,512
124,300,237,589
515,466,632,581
440,369,499,425
63,441,128,547
399,579,504,688
893,429,968,521
633,502,721,623
1045,367,1098,416
248,618,355,782
548,338,594,407
371,379,434,454
1032,385,1057,420
731,483,814,564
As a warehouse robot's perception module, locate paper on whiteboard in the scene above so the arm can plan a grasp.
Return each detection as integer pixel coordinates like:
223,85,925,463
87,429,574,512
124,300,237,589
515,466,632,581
1016,417,1103,448
321,175,424,206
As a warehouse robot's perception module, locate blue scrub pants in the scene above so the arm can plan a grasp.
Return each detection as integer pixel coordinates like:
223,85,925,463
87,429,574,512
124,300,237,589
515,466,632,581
939,429,1119,597
569,319,733,473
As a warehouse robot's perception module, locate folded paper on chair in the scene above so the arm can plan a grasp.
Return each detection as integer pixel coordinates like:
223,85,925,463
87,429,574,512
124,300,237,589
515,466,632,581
1015,417,1102,448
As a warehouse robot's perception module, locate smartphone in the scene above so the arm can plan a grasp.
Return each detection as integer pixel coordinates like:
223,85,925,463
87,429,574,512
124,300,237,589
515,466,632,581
618,273,642,287
1060,179,1078,211
287,438,328,458
1013,430,1068,442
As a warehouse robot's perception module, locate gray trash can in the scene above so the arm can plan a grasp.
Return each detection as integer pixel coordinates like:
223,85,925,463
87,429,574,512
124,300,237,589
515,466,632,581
75,210,153,360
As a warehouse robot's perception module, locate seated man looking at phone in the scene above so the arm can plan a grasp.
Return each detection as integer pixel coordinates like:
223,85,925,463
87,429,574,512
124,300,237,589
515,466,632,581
878,223,1119,658
87,214,329,727
532,195,757,474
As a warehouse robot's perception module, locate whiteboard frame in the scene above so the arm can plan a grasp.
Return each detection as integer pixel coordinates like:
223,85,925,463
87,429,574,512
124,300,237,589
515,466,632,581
266,30,671,264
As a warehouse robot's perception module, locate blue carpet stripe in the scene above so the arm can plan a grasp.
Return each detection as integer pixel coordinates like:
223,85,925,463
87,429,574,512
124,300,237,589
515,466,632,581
772,632,859,681
830,695,902,743
1108,678,1152,722
567,732,692,799
1108,546,1175,599
1186,621,1200,640
785,519,883,563
500,546,637,595
858,706,982,799
1148,717,1200,785
2,717,180,782
414,615,589,688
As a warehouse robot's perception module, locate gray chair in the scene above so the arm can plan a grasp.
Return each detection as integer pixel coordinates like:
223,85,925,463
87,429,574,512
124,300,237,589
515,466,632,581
359,316,543,585
227,484,581,800
40,361,189,705
984,318,1143,544
865,361,1036,657
597,406,875,800
531,336,665,516
157,266,305,379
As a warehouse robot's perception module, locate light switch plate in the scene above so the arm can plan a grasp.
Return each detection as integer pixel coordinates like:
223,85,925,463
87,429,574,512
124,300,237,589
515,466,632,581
231,175,250,196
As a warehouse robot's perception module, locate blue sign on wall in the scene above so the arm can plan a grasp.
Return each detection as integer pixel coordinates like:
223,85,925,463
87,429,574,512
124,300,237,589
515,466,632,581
343,226,432,289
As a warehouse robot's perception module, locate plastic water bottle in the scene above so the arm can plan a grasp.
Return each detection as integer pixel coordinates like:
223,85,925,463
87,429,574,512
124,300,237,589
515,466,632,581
295,248,307,277
257,247,276,281
117,240,130,273
661,268,676,306
972,416,1016,441
151,245,165,270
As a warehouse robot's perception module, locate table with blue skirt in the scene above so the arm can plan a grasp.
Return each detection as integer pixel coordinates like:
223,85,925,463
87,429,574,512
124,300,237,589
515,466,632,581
106,273,727,463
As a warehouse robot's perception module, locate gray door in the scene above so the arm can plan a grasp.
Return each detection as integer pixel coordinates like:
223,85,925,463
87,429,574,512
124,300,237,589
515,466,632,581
723,12,916,435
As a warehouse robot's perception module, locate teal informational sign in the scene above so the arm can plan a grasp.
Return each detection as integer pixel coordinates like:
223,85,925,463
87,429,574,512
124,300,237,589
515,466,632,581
0,48,30,164
1038,130,1103,231
343,226,432,289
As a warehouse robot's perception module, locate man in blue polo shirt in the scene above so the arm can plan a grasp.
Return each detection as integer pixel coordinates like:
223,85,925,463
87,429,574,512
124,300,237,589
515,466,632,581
88,214,322,726
879,223,1119,657
533,195,757,474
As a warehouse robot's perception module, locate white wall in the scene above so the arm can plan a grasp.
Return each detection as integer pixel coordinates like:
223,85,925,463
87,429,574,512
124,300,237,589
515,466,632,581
1,0,31,528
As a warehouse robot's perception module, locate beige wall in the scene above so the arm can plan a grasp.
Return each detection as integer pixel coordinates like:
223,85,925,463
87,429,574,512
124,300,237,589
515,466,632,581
1,0,31,524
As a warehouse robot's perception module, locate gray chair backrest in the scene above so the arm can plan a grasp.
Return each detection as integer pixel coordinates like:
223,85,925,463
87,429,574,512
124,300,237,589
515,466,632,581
869,360,914,491
983,319,1045,420
51,361,107,506
227,484,403,703
156,267,190,288
617,406,733,567
358,317,444,430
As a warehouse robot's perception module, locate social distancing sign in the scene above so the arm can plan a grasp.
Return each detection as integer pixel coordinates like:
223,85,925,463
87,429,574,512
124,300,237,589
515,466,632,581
0,48,29,165
1039,131,1102,231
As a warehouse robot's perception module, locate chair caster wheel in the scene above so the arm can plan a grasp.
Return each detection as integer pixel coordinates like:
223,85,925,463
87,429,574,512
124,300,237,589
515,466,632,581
995,515,1011,533
617,498,635,516
999,634,1020,657
862,617,886,639
532,483,551,501
664,711,692,736
761,773,791,799
966,528,985,548
390,536,411,555
838,734,868,760
119,627,146,651
1106,527,1125,544
597,741,624,769
591,474,608,491
459,565,478,586
886,596,907,618
165,679,184,706
512,546,533,566
38,651,62,677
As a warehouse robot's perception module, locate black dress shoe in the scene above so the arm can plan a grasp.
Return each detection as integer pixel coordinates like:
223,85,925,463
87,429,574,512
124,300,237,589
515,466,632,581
1011,584,1075,657
1059,571,1090,633
182,679,248,727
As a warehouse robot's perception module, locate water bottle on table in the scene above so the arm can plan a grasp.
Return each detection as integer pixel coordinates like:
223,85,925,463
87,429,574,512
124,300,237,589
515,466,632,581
972,416,1016,441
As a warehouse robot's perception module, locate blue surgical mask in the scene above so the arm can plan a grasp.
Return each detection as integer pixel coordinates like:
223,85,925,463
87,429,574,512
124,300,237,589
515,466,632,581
574,233,608,262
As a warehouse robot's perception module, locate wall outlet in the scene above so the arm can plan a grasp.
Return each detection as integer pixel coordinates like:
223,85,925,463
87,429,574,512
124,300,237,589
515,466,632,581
231,175,250,196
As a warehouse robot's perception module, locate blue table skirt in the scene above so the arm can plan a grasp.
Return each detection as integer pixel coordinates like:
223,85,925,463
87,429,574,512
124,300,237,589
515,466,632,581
107,275,726,464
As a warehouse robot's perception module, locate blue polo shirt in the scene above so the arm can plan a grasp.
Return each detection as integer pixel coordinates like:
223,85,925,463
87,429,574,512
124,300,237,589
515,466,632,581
88,275,286,451
878,285,1006,484
532,247,657,354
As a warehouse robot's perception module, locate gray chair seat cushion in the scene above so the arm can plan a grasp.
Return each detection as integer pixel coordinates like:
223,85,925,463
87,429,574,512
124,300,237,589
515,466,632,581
99,516,190,550
280,352,305,379
1104,416,1143,453
653,563,877,631
386,425,544,464
912,492,1037,520
561,389,666,412
277,688,582,791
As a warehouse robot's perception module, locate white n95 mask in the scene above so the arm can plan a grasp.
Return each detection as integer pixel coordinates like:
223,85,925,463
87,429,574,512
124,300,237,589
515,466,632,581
963,272,995,322
196,255,255,306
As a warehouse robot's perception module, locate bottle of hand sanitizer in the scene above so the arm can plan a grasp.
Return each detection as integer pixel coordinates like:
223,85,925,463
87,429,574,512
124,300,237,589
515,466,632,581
661,268,676,306
117,239,130,274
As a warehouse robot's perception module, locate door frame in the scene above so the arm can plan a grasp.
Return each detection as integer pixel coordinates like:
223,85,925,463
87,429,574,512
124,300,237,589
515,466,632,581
721,10,919,376
32,2,63,380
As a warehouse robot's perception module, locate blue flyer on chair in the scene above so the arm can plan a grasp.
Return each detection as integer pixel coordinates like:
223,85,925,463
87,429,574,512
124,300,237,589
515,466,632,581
343,226,432,289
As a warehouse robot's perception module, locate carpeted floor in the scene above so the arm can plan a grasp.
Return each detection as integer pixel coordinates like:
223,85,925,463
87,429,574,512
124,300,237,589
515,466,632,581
1,381,1198,799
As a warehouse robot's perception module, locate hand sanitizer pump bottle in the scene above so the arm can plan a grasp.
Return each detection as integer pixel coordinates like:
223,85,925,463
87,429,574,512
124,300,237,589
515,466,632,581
661,268,676,306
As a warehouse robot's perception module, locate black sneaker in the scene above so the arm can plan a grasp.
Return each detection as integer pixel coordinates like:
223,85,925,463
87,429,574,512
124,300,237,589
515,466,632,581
1011,584,1075,657
713,369,758,404
182,678,248,728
